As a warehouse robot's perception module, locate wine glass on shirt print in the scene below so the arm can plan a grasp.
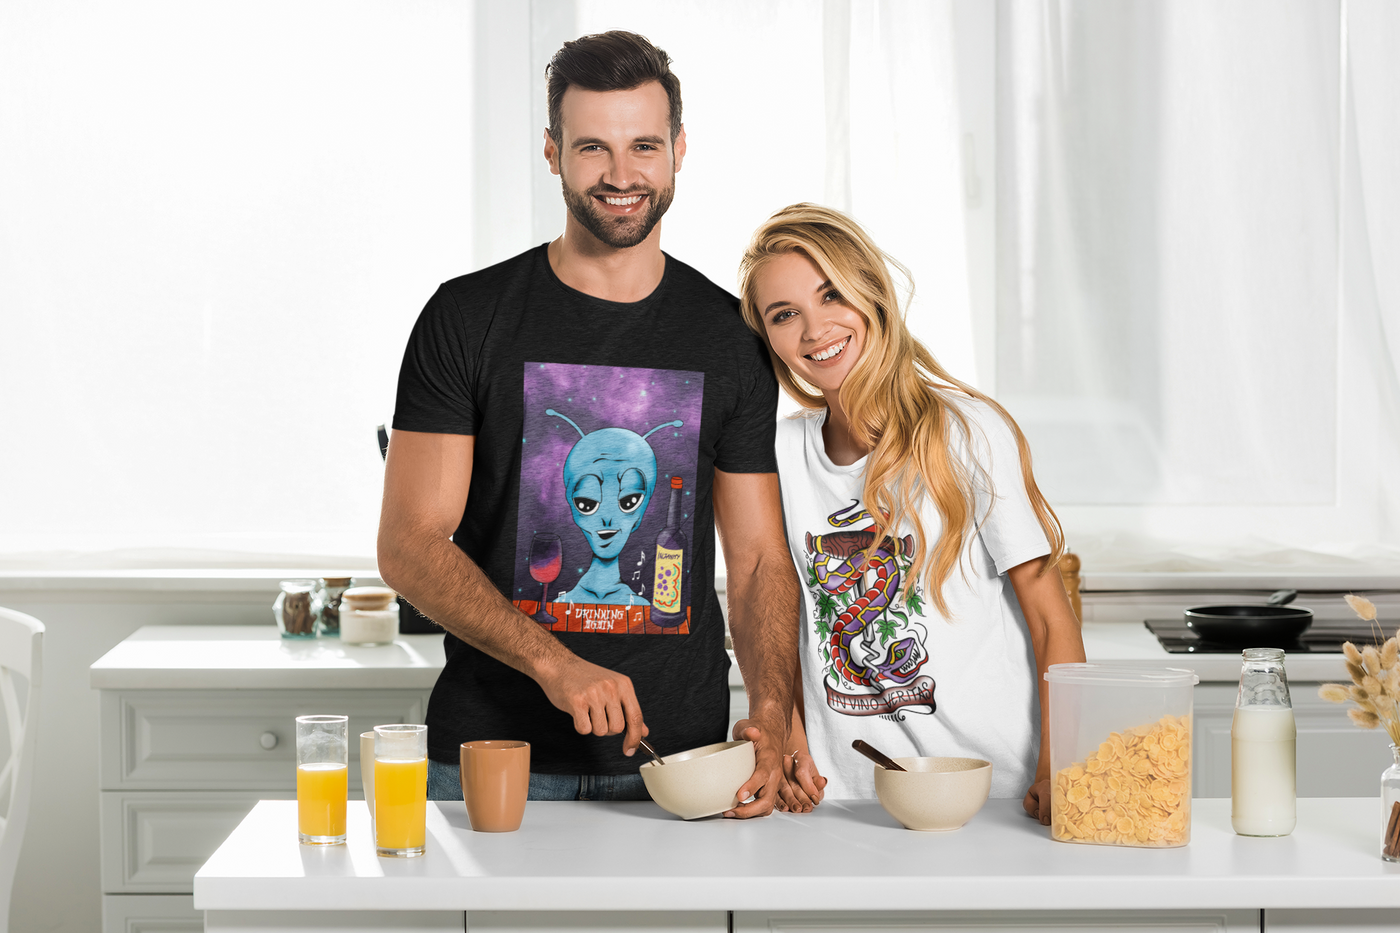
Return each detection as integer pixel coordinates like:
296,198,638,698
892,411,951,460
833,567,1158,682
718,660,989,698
528,533,562,625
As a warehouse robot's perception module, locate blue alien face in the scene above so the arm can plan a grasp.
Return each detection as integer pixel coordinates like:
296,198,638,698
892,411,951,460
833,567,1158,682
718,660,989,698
562,427,658,560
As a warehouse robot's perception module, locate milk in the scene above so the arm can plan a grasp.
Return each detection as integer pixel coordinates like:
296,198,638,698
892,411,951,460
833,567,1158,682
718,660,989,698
1231,706,1297,836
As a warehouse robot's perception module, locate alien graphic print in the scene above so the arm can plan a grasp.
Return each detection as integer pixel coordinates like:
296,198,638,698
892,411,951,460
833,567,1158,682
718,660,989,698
512,362,703,635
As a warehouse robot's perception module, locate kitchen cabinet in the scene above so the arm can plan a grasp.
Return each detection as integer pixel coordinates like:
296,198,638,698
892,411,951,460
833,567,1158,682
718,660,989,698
91,626,443,933
1081,621,1393,797
1192,682,1397,797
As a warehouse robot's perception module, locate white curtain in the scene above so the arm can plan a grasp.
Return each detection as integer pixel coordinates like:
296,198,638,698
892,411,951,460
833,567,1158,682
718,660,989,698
482,0,981,389
996,0,1400,571
0,1,476,568
0,0,979,568
6,0,1394,573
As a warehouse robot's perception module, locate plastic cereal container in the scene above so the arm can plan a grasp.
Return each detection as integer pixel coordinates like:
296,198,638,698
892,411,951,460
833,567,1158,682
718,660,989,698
1045,663,1199,847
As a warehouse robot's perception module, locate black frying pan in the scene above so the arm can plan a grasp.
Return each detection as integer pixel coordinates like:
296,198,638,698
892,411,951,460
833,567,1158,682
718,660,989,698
1184,591,1313,647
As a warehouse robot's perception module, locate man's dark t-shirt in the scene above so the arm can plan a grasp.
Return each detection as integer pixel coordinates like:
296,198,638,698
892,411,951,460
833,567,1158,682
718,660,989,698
392,245,778,774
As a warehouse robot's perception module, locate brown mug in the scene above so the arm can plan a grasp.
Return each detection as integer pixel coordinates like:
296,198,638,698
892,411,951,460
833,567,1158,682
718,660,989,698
459,740,530,832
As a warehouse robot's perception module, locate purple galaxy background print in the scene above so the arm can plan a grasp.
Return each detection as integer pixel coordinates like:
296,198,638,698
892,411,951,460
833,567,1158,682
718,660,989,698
514,363,703,627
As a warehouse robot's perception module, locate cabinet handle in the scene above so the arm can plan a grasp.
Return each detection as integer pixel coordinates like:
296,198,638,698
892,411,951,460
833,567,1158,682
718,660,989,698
260,732,279,750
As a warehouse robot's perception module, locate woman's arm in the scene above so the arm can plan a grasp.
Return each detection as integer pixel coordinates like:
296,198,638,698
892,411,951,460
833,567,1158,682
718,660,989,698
775,664,828,812
1007,554,1086,825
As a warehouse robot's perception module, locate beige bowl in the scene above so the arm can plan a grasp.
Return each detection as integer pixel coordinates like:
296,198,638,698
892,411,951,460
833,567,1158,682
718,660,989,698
873,756,993,831
639,740,755,820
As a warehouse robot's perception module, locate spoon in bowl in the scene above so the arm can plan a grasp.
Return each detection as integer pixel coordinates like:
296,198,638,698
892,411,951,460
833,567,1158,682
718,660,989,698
851,739,907,772
638,738,665,766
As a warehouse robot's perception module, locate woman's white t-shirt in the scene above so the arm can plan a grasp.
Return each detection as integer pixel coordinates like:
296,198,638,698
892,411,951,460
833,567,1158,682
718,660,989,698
775,397,1051,800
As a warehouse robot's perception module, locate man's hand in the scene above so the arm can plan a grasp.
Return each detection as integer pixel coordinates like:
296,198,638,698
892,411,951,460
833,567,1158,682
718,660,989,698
534,654,648,756
1023,778,1051,824
723,720,784,818
776,748,827,813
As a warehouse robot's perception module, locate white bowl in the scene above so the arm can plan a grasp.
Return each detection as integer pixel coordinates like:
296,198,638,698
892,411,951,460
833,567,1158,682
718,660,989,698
873,756,992,831
639,740,755,820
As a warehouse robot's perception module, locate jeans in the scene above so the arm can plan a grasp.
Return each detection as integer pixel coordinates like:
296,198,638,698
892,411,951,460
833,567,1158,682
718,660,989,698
427,757,651,802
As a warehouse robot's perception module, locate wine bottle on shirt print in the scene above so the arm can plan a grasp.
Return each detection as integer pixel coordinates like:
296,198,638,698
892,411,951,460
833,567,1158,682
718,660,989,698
650,476,687,627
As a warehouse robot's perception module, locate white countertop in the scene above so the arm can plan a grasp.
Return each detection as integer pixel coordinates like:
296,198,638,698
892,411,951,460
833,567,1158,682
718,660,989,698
90,625,752,690
194,797,1400,913
89,625,448,689
90,622,1353,691
1080,620,1353,682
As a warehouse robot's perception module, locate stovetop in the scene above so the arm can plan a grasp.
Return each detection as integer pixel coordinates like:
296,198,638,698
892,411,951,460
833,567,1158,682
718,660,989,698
1145,618,1389,654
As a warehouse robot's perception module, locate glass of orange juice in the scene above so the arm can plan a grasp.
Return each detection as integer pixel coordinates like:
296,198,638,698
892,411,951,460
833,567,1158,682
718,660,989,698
374,723,428,858
295,715,348,845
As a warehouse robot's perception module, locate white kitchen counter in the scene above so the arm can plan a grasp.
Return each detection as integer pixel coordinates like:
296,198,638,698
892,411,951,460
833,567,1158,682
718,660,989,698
195,797,1400,914
89,625,449,690
89,622,1356,692
1080,621,1354,682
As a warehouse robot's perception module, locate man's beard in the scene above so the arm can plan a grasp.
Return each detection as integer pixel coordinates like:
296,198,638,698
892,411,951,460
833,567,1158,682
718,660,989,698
561,173,675,249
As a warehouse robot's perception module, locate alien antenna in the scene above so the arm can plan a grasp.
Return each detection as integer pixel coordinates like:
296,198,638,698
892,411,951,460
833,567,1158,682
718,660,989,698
545,409,586,439
642,420,683,440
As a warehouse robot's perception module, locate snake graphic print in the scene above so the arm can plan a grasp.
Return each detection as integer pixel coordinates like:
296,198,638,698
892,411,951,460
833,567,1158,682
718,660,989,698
804,502,937,718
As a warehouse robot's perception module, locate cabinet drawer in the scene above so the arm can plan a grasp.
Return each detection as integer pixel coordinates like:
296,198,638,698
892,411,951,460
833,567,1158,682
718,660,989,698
103,894,203,933
734,910,1260,932
101,791,293,894
100,689,427,790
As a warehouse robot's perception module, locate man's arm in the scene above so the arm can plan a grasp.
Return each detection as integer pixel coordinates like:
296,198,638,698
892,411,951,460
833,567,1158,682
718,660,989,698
1007,554,1086,824
377,429,648,752
713,468,799,818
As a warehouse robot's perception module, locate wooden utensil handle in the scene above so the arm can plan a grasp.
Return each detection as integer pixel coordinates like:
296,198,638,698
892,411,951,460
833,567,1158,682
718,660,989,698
852,739,907,772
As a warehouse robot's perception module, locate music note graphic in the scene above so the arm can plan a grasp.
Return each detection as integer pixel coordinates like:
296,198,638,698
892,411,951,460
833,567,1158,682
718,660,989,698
631,570,641,581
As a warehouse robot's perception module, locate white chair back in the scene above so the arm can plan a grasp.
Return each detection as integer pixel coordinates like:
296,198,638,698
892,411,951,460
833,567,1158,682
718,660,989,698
0,609,42,933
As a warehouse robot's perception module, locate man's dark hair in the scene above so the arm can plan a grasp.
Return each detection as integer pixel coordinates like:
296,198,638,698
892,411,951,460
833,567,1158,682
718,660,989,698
546,31,682,145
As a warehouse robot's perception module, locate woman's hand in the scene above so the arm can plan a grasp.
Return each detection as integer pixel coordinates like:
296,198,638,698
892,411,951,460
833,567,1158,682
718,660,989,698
776,748,828,813
1023,778,1051,825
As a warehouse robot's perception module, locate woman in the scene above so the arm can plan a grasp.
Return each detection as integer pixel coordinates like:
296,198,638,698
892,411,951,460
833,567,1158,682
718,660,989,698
737,204,1085,824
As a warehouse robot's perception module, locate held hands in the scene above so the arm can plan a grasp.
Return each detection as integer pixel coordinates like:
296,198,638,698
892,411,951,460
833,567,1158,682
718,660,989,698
536,654,647,756
776,749,827,813
723,719,785,818
1023,777,1052,825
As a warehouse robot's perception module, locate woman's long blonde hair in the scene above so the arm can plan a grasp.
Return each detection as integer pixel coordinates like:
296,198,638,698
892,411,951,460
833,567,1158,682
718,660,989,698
738,203,1064,617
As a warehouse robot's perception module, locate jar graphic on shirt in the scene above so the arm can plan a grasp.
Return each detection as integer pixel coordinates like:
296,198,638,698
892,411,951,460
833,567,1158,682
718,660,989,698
804,501,936,718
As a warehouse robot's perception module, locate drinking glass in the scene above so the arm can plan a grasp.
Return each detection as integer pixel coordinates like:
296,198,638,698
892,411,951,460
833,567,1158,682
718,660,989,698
374,724,428,857
295,715,348,845
360,731,377,826
528,533,562,625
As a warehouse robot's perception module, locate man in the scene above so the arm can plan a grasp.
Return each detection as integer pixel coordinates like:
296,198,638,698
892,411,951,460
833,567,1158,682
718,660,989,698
378,31,798,817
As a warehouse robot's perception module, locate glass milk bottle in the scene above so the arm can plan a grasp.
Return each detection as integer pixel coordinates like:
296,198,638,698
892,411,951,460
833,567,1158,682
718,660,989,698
1231,647,1297,836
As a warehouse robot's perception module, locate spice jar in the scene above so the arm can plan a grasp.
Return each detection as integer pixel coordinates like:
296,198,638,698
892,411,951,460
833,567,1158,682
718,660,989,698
315,576,353,637
274,580,322,639
340,586,400,646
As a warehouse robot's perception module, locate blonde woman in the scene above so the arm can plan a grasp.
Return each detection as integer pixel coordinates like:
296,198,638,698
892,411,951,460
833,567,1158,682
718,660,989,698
737,204,1085,824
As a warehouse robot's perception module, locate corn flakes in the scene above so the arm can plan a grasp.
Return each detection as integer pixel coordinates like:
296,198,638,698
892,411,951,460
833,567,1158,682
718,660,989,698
1051,714,1191,847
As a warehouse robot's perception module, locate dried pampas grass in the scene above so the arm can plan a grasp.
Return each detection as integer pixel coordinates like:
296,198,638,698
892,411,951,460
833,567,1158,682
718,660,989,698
1345,594,1379,621
1319,595,1400,745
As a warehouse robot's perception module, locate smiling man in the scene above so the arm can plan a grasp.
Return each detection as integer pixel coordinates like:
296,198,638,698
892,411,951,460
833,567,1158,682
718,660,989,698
378,31,798,816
